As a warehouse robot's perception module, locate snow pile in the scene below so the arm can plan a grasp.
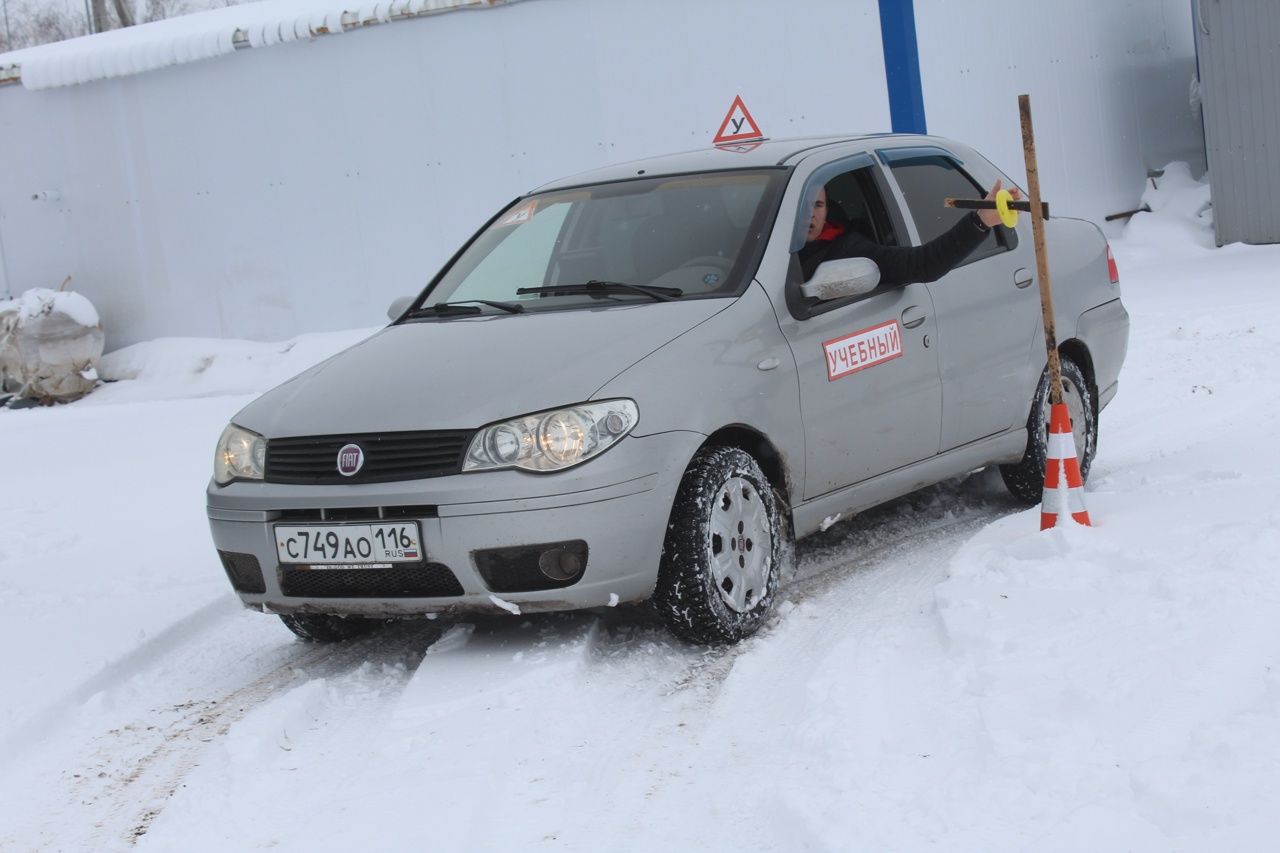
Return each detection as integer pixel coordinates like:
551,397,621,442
0,287,104,402
95,326,376,403
917,163,1280,847
1120,161,1215,260
935,515,1279,845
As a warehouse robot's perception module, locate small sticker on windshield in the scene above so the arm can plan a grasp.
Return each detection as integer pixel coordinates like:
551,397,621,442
822,320,903,381
703,273,720,285
498,201,537,226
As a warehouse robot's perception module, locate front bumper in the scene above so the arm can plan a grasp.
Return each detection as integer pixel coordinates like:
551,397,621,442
206,431,703,617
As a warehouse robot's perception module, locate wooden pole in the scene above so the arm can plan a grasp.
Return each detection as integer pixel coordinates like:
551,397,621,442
1018,93,1063,406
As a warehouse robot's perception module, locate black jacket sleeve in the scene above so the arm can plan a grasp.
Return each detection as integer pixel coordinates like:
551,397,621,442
825,211,991,286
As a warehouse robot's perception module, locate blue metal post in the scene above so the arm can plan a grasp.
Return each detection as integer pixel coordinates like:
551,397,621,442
878,0,927,134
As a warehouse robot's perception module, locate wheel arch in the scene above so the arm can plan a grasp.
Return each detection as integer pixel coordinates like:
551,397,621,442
1058,338,1098,407
701,425,795,530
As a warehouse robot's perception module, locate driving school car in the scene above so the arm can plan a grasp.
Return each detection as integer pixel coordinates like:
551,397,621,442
207,134,1128,644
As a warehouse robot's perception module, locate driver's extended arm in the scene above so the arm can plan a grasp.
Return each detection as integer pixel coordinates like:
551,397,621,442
840,211,991,285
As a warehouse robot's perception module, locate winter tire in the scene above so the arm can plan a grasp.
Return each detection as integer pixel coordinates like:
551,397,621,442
655,446,782,644
279,613,382,643
1000,355,1097,505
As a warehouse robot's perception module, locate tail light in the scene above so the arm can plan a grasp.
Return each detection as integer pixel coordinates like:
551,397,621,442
1106,244,1120,284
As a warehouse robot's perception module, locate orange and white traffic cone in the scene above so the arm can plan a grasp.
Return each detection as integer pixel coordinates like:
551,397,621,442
1040,402,1091,530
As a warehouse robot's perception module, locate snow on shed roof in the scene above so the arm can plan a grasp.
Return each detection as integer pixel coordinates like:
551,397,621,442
0,0,517,91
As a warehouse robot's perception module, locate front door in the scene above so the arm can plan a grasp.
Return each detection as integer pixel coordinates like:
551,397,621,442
769,159,943,500
782,282,942,499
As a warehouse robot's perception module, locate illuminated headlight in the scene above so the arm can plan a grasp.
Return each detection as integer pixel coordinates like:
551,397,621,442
213,423,267,485
464,400,638,473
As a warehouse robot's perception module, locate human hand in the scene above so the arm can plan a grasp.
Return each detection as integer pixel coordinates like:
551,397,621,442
979,179,1023,228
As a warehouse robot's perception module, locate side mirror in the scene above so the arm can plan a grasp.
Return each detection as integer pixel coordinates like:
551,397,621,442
387,295,414,320
800,257,881,301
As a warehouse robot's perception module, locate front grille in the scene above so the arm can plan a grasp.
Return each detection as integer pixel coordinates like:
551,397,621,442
219,550,266,594
279,563,465,598
276,505,438,522
265,431,474,485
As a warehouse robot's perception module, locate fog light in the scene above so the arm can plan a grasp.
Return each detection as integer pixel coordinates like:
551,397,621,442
538,547,583,581
474,540,588,592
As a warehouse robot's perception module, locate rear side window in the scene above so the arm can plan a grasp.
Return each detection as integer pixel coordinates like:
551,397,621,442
887,154,1008,264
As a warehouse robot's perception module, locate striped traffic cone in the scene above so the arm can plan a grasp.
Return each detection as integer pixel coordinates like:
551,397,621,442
1040,402,1092,530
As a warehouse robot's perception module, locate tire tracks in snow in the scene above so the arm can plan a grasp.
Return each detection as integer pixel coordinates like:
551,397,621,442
0,596,239,765
593,479,1022,832
31,618,446,849
16,477,1018,850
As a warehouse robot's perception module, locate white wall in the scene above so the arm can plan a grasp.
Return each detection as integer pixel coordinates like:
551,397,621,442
916,0,1203,225
0,0,1200,350
0,0,888,348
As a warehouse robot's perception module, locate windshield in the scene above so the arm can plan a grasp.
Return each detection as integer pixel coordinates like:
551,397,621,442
421,169,784,313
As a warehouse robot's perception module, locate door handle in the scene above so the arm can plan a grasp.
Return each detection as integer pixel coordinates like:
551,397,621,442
1014,268,1034,289
901,306,927,330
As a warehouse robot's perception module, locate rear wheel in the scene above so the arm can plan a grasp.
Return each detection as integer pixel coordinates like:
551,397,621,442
1000,356,1097,505
654,447,781,644
279,613,383,643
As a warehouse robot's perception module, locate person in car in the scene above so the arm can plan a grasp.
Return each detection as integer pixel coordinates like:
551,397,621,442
799,180,1021,283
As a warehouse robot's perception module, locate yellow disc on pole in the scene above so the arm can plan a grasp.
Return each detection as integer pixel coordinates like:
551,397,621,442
995,189,1018,228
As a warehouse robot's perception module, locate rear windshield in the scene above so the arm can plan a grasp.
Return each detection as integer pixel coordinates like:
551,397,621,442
424,169,785,311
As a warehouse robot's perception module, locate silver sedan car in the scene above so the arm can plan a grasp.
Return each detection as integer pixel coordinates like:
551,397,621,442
207,135,1128,644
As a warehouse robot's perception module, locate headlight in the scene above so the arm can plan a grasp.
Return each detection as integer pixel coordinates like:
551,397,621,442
464,400,638,473
213,423,267,485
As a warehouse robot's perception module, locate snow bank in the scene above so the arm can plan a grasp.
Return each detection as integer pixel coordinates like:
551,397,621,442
1119,161,1215,260
923,165,1280,847
94,326,377,403
935,506,1280,844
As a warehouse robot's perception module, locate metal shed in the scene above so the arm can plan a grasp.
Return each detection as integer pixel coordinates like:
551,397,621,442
1194,0,1280,245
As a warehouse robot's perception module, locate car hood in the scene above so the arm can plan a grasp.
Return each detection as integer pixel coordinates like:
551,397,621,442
233,300,730,437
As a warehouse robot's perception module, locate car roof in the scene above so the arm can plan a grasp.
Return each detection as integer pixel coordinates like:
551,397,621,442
532,133,926,193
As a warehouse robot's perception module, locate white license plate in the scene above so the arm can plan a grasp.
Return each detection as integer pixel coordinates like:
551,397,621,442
275,522,423,566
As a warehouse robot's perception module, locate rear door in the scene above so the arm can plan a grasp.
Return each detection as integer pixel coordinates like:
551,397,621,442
879,146,1040,451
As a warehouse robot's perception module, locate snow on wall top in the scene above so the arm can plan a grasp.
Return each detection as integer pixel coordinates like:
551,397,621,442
0,0,515,91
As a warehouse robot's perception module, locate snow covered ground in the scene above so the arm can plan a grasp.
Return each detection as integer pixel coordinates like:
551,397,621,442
2,167,1278,850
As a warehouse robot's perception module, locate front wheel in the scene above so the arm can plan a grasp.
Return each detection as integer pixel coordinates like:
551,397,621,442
1000,355,1097,505
654,447,782,644
279,613,383,643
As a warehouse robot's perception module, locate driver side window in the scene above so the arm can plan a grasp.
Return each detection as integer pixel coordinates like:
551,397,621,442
785,164,902,320
819,167,900,248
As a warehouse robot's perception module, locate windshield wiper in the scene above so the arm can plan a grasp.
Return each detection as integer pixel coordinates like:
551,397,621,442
408,299,525,316
516,280,683,303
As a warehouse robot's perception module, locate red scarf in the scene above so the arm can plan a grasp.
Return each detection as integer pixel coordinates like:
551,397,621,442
817,220,846,242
